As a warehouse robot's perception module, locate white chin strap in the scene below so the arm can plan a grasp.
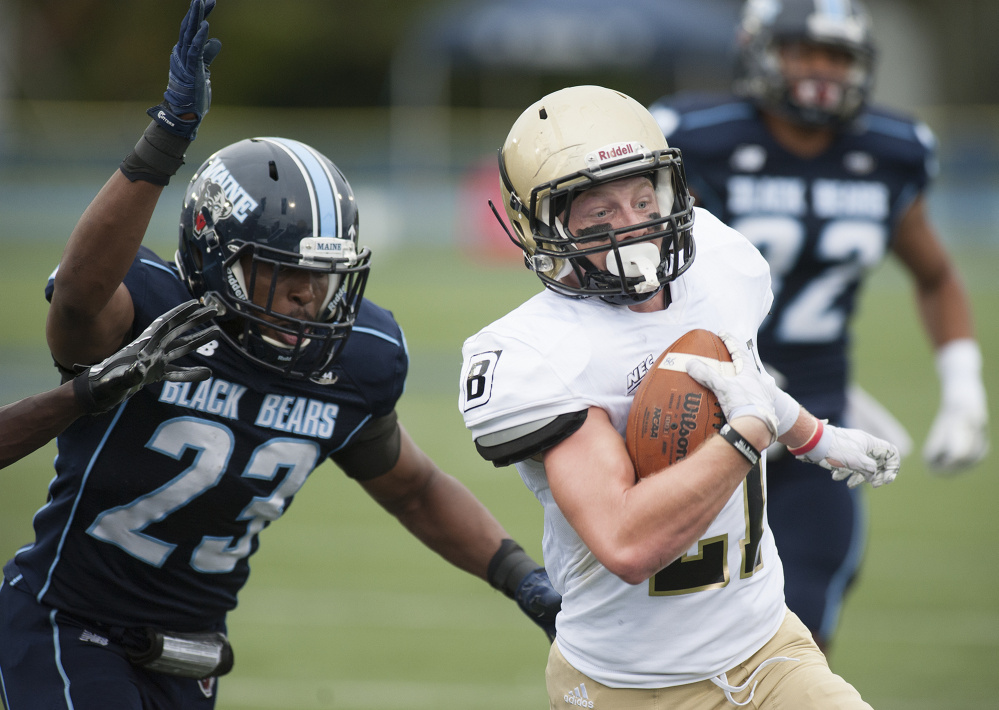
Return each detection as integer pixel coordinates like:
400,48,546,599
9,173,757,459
605,242,661,293
261,333,311,351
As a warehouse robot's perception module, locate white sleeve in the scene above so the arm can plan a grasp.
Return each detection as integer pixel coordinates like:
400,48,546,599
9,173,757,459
459,330,591,441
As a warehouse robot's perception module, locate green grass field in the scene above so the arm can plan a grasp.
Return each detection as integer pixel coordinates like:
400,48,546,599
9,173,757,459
1,238,997,709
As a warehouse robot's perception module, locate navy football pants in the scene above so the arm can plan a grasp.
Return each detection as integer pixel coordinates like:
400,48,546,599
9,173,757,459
766,449,866,647
0,579,219,710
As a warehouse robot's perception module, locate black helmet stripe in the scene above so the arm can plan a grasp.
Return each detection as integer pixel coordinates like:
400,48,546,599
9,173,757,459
259,137,341,238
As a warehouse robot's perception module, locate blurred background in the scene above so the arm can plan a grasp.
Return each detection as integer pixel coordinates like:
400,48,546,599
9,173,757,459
3,0,999,274
2,1,997,709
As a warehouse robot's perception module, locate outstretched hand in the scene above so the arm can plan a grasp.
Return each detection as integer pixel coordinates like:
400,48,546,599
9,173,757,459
75,300,219,413
148,0,222,139
923,399,989,475
795,421,900,489
923,339,989,474
514,568,561,643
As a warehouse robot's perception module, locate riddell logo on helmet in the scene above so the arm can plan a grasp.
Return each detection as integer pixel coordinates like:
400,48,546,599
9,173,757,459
586,141,646,167
599,143,636,160
225,268,247,301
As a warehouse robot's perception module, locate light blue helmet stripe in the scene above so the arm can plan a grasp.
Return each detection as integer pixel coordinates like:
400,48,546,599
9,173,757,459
260,137,339,238
817,0,848,19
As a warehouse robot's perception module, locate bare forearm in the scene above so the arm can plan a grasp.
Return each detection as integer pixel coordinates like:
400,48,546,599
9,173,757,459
47,171,160,367
360,426,510,581
777,405,818,450
892,197,976,347
547,409,769,584
53,171,161,315
622,439,748,573
0,382,84,469
618,415,772,575
384,470,508,581
915,270,976,347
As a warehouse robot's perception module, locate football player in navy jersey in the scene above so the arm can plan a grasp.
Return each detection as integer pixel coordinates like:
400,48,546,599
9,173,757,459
0,1,559,708
649,0,989,651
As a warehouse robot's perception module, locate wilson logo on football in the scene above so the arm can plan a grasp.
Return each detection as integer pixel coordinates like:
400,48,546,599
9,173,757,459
672,392,704,462
626,329,729,479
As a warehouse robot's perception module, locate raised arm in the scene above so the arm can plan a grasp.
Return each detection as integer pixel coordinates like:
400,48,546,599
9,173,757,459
46,0,221,371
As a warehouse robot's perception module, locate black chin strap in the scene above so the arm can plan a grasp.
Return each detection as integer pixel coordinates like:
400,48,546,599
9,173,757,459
578,254,673,308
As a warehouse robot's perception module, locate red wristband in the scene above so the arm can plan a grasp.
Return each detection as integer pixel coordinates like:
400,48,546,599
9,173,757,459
788,419,824,457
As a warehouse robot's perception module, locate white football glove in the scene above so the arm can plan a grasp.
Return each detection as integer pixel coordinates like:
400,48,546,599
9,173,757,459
922,340,989,475
685,332,779,442
795,421,900,489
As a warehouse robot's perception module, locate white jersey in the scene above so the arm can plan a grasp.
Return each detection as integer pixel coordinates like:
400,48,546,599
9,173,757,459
459,208,787,688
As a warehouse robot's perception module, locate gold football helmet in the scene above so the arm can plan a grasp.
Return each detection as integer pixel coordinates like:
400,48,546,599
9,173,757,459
496,85,694,305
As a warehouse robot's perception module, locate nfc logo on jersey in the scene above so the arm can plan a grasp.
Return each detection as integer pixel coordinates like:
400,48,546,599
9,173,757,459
462,350,502,412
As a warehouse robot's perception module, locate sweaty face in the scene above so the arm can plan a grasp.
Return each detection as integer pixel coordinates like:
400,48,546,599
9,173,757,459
563,175,662,271
242,257,332,347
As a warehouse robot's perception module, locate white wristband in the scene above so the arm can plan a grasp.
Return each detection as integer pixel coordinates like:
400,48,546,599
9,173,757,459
773,387,801,438
936,339,985,408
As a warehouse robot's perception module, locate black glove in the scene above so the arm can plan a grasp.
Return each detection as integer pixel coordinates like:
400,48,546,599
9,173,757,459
73,300,219,414
514,568,561,643
488,539,561,643
148,0,222,140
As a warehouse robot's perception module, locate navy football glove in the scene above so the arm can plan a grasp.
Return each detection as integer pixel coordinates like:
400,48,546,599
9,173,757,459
148,0,222,140
488,539,561,643
74,300,219,413
514,568,561,643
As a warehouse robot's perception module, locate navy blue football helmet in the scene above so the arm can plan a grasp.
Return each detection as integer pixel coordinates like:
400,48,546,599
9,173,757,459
177,137,370,383
735,0,876,126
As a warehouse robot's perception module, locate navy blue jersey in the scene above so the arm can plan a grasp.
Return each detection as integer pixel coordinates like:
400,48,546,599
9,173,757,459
649,93,935,419
7,247,407,631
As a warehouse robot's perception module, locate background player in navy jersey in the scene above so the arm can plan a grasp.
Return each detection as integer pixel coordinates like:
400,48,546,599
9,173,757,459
0,300,217,470
649,0,989,651
0,1,559,708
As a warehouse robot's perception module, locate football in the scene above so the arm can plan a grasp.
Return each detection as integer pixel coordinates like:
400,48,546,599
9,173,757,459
625,329,732,479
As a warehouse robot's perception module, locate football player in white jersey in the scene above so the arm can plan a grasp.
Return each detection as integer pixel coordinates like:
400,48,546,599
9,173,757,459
459,85,900,709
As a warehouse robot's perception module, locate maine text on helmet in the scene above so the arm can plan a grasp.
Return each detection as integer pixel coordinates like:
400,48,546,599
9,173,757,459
201,161,260,222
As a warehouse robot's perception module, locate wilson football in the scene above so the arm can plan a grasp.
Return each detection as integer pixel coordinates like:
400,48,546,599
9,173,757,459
625,329,732,479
